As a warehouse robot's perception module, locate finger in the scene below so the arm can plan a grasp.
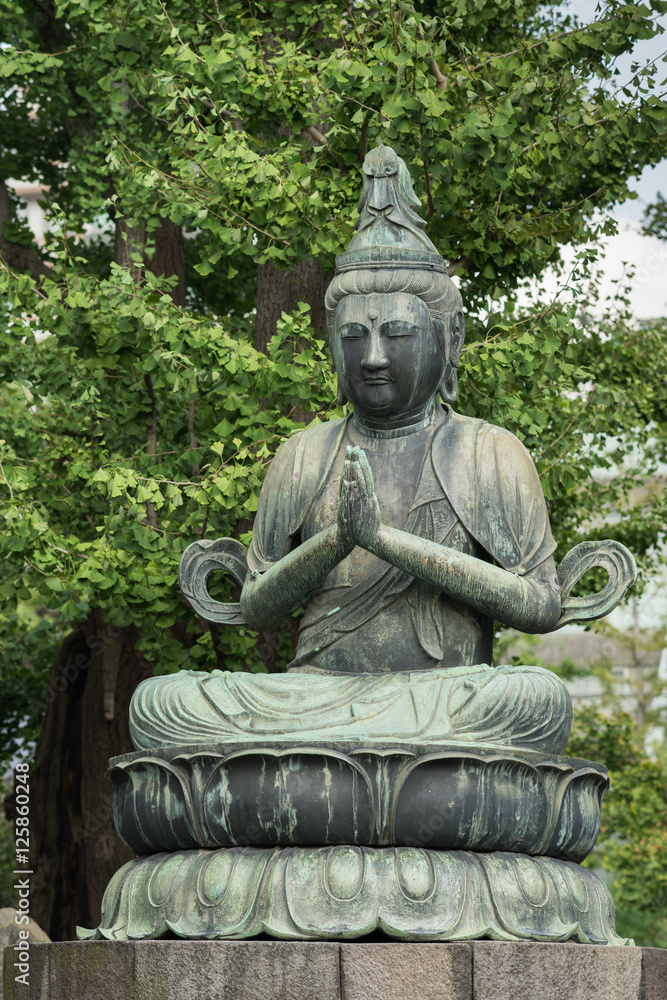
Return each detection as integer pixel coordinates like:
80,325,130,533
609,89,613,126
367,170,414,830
357,448,375,497
342,452,355,486
352,459,366,499
351,447,372,500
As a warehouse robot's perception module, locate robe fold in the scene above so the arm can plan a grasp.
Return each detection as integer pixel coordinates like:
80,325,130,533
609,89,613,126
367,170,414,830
247,407,556,673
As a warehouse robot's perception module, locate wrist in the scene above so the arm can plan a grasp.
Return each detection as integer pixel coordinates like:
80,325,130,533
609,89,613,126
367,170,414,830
334,525,355,560
371,523,390,556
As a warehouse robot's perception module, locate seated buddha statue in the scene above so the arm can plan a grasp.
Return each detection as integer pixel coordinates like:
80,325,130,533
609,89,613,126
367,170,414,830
130,145,635,756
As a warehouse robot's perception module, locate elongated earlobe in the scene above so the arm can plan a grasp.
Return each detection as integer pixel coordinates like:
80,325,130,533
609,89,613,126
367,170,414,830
336,379,348,406
433,309,465,403
439,368,458,404
328,328,347,405
438,309,465,404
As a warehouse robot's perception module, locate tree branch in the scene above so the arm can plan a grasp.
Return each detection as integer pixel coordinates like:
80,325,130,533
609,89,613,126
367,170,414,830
359,112,372,162
429,53,447,90
188,397,200,477
301,126,345,169
447,256,472,276
423,160,436,220
143,373,159,529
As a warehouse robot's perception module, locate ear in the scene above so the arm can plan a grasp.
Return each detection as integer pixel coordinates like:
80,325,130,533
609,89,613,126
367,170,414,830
328,326,348,406
436,309,465,404
336,379,348,406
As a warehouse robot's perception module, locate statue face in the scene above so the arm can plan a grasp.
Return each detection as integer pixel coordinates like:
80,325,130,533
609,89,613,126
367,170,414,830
334,292,443,421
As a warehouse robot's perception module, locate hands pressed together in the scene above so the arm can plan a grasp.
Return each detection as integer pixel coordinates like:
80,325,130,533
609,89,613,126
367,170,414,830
338,446,382,553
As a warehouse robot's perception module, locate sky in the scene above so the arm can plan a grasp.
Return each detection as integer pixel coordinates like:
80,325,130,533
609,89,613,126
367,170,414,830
538,1,667,318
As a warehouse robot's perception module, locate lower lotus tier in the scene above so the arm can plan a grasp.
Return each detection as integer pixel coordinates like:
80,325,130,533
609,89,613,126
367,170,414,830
78,846,627,945
109,742,607,862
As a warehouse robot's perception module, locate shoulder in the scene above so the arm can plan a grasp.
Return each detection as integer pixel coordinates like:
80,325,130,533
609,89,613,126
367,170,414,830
268,416,346,460
434,408,538,480
296,416,348,453
431,408,554,573
253,417,347,558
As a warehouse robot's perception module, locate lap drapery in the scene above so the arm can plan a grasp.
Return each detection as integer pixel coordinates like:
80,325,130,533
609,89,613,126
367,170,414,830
130,664,571,755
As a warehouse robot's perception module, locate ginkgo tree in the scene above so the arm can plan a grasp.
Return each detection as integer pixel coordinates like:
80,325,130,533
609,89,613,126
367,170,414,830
1,0,667,938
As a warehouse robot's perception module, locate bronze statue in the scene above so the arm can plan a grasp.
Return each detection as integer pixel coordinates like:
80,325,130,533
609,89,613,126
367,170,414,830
191,144,634,675
82,146,637,946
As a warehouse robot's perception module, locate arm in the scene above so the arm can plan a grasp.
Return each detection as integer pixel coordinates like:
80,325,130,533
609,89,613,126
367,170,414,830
240,525,353,631
342,446,561,634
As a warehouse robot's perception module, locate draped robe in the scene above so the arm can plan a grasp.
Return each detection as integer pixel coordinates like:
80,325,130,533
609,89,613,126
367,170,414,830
247,405,557,674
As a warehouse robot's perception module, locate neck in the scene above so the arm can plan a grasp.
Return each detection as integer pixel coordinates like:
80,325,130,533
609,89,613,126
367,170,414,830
352,399,438,439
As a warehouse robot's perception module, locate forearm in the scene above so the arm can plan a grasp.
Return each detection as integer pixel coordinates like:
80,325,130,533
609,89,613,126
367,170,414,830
373,525,561,633
240,525,351,630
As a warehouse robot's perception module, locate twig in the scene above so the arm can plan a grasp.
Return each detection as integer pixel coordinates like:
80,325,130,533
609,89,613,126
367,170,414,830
143,373,159,529
301,126,345,169
342,0,365,61
423,160,435,220
188,397,200,477
536,389,596,460
0,460,14,499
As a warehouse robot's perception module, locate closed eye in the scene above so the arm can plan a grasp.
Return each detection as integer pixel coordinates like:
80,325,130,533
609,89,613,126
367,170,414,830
339,323,368,339
381,321,419,338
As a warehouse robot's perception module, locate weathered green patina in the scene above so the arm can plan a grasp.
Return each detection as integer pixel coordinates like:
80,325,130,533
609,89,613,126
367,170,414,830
80,847,628,944
81,146,637,945
109,742,607,861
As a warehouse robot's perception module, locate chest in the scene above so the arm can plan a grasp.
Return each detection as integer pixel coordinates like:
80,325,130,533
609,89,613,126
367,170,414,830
303,439,426,541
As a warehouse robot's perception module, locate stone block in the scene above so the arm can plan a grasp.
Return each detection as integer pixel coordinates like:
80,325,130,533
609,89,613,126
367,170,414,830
53,941,135,999
0,910,50,948
641,948,667,1000
3,940,49,999
132,940,341,1000
340,943,472,1000
4,938,667,1000
471,942,643,1000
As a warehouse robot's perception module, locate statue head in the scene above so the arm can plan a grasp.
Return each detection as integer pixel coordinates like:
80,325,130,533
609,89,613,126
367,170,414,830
325,146,464,417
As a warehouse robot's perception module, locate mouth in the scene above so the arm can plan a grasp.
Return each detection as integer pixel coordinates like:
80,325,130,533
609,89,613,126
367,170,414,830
361,375,393,385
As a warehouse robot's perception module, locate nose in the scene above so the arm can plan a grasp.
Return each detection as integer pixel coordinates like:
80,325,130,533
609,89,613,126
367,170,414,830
361,328,389,370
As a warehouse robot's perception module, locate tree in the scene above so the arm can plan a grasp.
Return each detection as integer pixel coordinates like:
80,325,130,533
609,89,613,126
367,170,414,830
1,0,667,938
567,707,667,948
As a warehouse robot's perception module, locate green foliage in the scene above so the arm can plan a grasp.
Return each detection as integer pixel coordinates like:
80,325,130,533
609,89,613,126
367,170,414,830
643,190,667,240
567,707,667,946
0,277,338,682
1,0,667,769
3,0,667,290
0,612,63,766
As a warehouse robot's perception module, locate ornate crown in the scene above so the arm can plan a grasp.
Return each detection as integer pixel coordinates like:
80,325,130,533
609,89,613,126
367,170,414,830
335,145,447,275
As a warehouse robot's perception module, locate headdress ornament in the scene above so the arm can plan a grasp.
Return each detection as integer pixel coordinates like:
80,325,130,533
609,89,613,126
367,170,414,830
335,144,447,276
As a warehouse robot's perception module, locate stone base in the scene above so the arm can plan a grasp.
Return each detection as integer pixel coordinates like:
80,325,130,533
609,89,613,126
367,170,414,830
4,940,667,1000
78,847,626,945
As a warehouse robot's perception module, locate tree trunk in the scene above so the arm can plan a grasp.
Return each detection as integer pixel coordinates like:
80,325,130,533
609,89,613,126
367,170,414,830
253,258,328,665
150,218,186,307
28,613,154,940
255,258,327,354
114,217,186,307
24,217,187,940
